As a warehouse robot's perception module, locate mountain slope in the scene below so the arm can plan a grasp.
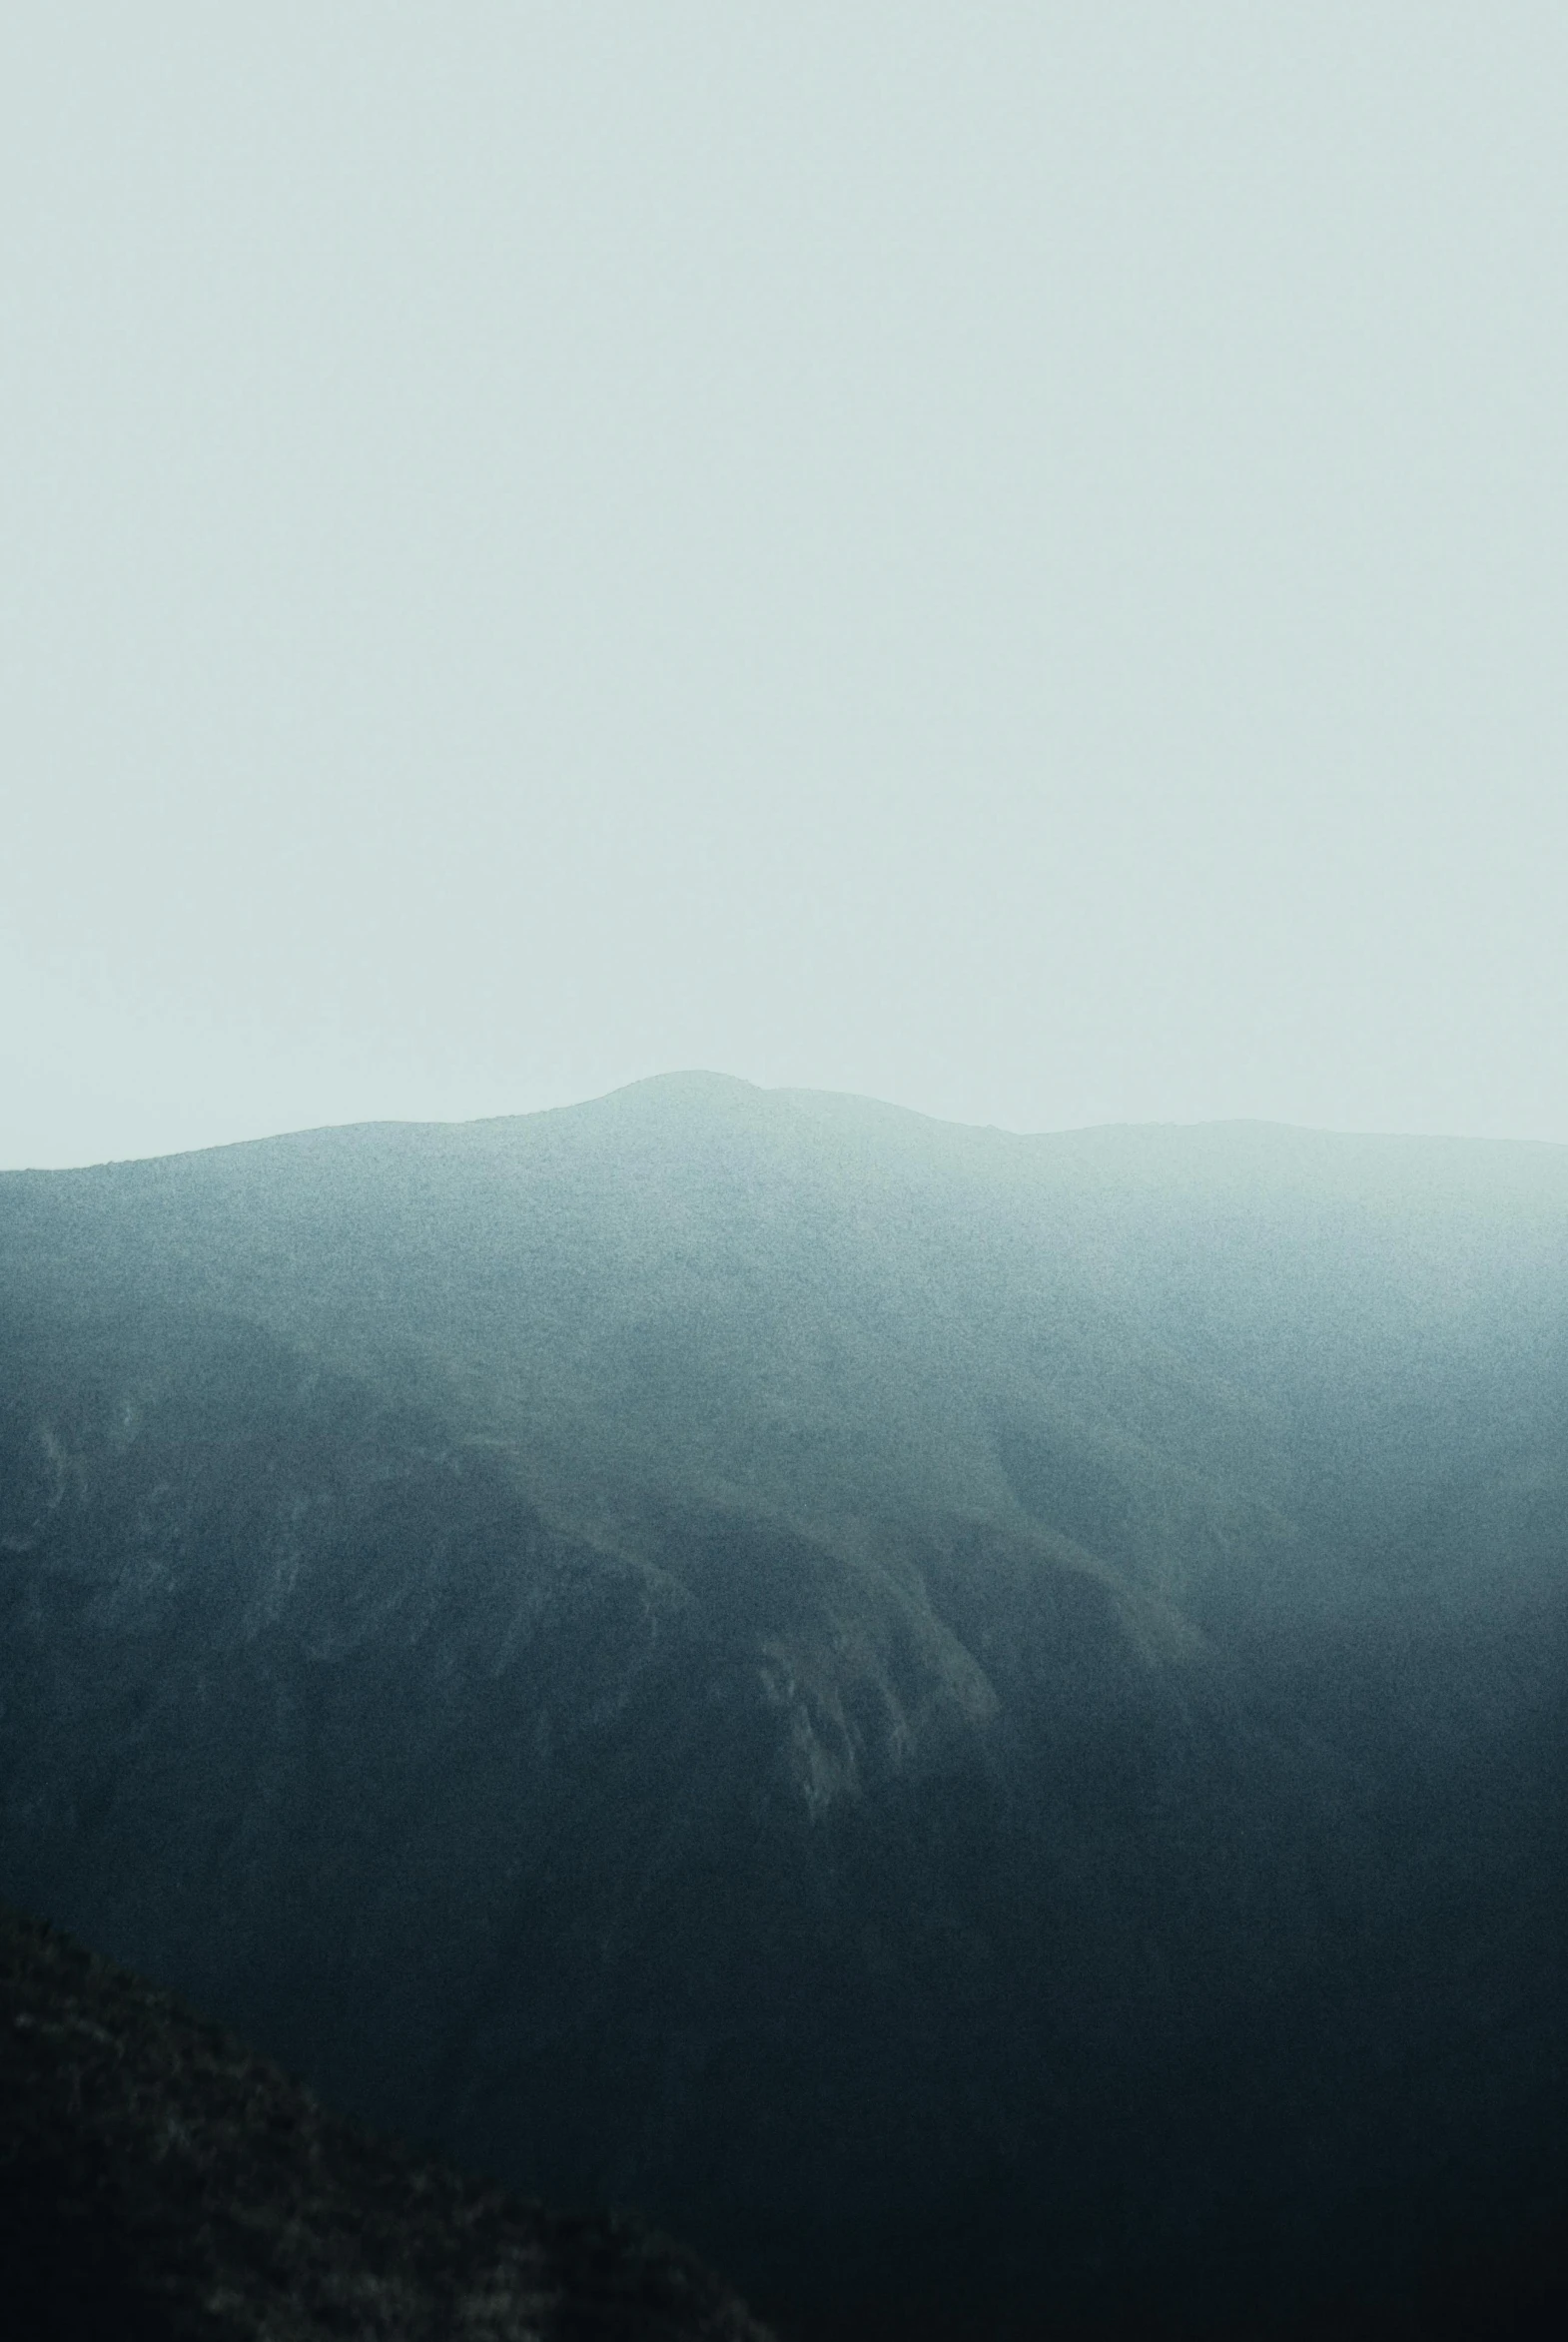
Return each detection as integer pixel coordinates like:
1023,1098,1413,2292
0,1903,771,2341
3,1075,1568,2332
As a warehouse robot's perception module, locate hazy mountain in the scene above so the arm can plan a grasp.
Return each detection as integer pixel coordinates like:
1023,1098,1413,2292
3,1074,1568,2334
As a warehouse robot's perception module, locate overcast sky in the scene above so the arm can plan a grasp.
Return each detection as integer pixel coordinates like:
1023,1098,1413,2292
3,4,1566,1168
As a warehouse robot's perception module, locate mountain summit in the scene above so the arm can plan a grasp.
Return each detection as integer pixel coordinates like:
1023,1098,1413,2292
4,1078,1568,2333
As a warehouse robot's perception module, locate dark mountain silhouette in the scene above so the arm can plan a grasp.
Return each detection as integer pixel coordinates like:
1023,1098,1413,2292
3,1073,1568,2333
0,1902,771,2340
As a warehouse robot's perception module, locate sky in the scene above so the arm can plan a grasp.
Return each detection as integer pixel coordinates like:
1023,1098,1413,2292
3,4,1566,1169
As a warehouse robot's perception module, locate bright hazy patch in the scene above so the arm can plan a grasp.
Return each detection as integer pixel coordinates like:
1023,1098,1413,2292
3,6,1566,1167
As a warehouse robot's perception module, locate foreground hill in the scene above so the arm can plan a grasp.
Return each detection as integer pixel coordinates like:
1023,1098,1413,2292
3,1074,1568,2332
0,1903,770,2340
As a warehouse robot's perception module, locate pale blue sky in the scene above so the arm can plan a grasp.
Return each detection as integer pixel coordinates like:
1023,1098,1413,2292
4,4,1566,1167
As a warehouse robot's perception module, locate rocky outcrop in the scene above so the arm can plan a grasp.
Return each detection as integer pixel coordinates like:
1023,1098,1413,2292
0,1904,771,2342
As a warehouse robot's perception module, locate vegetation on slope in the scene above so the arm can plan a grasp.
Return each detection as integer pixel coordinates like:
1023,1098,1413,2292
3,1076,1568,2331
0,1903,770,2341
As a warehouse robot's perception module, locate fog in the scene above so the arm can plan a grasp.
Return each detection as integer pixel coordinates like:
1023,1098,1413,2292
4,4,1566,1169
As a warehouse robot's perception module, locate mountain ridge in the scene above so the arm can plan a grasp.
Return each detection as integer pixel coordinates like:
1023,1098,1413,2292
4,1074,1568,2330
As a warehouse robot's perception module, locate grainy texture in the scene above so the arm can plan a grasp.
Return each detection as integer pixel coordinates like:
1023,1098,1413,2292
0,1904,772,2342
6,1079,1568,2332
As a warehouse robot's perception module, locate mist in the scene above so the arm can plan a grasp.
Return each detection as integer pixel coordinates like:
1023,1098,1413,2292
5,3,1567,1169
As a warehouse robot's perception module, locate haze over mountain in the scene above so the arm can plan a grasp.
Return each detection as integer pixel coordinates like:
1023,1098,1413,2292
4,1075,1568,2334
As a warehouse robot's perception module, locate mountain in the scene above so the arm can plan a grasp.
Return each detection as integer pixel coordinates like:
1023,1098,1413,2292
0,1901,771,2341
3,1073,1568,2333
